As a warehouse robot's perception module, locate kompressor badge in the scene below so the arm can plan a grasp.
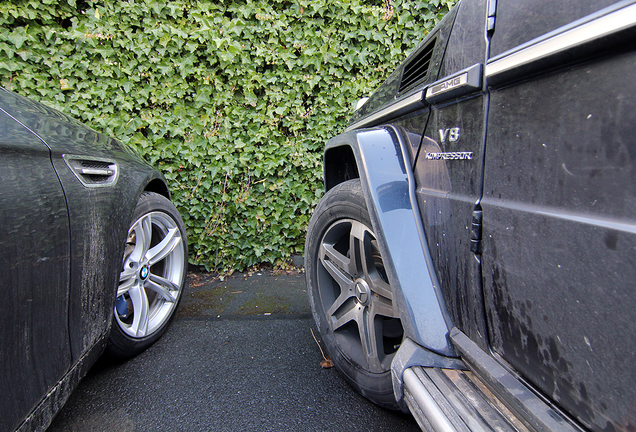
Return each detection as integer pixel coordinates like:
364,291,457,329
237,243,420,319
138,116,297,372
425,151,473,160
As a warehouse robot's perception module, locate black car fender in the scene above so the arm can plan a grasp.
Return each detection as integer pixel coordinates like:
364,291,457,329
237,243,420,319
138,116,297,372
324,126,469,408
323,126,458,358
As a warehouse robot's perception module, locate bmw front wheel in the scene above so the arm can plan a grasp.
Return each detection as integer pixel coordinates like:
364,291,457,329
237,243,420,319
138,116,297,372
107,192,188,358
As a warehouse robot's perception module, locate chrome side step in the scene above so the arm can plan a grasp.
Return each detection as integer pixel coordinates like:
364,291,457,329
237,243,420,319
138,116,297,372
404,368,458,432
402,328,581,432
404,367,524,432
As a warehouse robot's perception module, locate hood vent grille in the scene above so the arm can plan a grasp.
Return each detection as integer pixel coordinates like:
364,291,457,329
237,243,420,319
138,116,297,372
63,155,119,188
399,37,437,94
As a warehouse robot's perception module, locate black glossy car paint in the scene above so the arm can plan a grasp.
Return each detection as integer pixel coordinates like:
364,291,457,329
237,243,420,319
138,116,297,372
415,94,487,348
320,0,636,430
0,110,72,432
0,89,170,432
482,41,636,432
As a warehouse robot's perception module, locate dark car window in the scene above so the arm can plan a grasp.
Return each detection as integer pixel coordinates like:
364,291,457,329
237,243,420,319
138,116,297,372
490,0,618,58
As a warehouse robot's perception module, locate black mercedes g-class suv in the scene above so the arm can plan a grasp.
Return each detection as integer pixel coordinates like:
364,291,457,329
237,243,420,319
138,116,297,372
305,1,636,431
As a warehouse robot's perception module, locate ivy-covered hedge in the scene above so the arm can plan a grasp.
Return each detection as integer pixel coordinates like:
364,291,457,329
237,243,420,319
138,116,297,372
1,0,454,272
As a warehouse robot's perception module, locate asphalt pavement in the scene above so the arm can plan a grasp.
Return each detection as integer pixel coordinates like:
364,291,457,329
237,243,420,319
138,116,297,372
47,269,420,432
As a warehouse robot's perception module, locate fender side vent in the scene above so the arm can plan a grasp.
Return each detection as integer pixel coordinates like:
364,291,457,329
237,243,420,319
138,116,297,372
398,37,437,94
63,155,119,188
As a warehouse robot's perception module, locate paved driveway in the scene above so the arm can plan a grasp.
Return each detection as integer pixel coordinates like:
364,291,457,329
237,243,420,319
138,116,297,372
47,270,420,432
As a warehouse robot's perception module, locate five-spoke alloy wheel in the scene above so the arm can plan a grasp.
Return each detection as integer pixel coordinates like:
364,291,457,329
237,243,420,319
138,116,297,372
107,192,188,358
305,179,403,409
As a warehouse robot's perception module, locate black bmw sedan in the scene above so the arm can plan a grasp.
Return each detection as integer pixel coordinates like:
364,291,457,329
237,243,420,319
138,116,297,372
0,88,188,432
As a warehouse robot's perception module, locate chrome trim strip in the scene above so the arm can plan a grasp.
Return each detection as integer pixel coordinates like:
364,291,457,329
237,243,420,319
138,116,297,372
482,197,636,234
486,3,636,77
81,167,115,176
346,90,424,131
403,368,457,432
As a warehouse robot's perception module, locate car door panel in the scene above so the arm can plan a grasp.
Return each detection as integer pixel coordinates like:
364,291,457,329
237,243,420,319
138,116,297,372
0,110,71,432
482,8,636,431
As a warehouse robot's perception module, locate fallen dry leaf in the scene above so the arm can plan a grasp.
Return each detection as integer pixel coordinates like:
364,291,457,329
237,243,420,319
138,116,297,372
311,328,334,369
320,359,334,369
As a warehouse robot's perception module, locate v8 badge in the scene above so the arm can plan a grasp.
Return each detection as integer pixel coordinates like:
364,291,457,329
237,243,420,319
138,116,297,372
439,127,460,143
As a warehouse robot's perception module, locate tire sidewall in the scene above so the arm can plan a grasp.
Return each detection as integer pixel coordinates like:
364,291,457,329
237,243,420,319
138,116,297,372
305,179,398,409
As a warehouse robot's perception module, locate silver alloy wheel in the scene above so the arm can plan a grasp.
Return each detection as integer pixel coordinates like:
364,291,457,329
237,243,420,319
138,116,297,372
116,211,186,338
317,218,401,373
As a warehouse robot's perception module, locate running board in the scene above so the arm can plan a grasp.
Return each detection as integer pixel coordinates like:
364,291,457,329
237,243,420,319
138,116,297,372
402,328,581,432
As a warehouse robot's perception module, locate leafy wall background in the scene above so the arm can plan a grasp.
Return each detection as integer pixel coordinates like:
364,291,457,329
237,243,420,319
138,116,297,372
1,0,455,271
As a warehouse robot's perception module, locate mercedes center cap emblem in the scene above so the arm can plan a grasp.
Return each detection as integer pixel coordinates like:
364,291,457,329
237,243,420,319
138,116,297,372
354,279,371,306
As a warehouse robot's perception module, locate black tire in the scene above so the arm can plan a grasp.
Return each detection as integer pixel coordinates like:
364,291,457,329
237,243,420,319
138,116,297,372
106,192,188,358
305,179,403,409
